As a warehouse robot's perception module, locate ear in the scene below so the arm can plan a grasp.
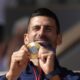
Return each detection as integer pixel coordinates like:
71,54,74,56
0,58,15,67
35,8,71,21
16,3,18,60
24,33,29,45
57,34,62,46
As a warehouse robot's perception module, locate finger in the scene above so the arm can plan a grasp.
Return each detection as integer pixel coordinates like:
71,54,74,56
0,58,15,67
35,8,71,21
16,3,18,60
19,45,28,52
46,52,54,64
13,50,30,60
39,59,44,66
11,55,29,66
39,53,48,63
19,45,31,58
18,58,29,66
11,51,30,67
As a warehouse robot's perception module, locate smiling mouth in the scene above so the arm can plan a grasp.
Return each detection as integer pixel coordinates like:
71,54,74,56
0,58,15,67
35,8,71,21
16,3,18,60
35,40,51,48
36,40,47,43
36,40,48,45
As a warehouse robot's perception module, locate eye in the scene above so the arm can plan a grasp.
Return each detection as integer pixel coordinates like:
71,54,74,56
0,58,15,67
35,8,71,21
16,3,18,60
45,27,52,32
32,25,40,31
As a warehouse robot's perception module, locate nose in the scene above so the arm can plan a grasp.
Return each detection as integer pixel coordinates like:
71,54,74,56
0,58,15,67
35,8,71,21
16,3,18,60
38,26,45,37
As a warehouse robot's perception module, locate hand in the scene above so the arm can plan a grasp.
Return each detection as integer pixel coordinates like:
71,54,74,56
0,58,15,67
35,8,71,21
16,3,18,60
38,46,55,74
6,45,30,80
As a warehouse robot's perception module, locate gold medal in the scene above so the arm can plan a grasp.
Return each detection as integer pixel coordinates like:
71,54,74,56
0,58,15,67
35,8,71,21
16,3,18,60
27,42,40,59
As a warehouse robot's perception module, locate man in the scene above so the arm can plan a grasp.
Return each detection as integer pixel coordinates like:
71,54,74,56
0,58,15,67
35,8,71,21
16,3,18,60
0,8,80,80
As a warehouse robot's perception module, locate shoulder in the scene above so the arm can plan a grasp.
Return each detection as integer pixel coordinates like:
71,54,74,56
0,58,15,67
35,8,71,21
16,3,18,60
60,67,80,80
0,75,7,80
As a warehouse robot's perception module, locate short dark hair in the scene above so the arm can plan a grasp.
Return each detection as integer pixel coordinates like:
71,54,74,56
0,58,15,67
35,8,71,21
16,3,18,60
27,8,60,34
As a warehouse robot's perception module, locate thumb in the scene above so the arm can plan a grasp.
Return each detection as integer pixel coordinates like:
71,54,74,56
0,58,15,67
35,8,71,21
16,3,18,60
39,58,44,68
46,52,54,65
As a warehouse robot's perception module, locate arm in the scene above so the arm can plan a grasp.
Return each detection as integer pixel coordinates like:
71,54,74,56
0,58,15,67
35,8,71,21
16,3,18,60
50,75,60,80
5,45,30,80
0,75,7,80
38,46,61,80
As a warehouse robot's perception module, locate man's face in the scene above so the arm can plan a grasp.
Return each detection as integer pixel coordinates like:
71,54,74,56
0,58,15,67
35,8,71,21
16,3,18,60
24,16,61,48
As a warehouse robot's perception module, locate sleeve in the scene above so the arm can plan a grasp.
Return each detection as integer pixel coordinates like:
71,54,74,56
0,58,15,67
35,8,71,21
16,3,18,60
63,74,80,80
0,75,21,80
0,75,7,80
60,67,80,80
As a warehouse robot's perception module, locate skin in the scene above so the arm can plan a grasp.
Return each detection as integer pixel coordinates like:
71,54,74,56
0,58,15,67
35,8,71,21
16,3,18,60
6,16,62,80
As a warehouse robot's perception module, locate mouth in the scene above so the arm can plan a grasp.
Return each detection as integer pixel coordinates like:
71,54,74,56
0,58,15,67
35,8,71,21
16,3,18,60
35,40,51,48
35,40,48,45
36,40,47,44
